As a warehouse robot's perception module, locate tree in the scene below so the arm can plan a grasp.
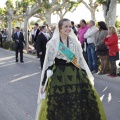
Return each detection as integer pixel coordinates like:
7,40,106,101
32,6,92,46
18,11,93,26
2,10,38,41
55,1,81,19
17,0,40,51
34,0,81,26
0,8,6,28
98,0,117,26
4,0,23,40
81,0,100,21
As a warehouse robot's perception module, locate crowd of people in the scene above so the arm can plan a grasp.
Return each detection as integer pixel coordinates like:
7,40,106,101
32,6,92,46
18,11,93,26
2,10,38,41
27,19,120,77
77,20,119,77
0,19,120,76
0,29,8,47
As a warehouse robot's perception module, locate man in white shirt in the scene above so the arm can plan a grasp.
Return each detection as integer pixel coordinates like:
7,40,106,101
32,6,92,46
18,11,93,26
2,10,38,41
84,20,98,73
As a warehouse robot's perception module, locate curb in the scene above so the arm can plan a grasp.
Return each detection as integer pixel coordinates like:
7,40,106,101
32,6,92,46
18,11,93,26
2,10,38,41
0,48,38,61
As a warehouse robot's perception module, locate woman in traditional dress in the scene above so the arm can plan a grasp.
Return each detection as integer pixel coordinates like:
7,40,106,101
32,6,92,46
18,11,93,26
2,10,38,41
36,19,106,120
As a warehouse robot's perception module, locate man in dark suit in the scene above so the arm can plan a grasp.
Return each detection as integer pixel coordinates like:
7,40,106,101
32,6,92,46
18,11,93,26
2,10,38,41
71,21,77,35
13,27,25,63
0,31,2,47
33,23,40,58
36,25,48,69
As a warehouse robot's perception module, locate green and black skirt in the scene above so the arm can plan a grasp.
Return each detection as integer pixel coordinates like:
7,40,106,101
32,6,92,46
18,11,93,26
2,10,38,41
39,59,106,120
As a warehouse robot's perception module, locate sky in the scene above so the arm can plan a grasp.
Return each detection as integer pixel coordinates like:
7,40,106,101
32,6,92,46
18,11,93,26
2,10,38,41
0,0,120,24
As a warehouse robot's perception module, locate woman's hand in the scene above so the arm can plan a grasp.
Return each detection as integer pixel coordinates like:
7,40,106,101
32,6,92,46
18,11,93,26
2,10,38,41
106,35,111,38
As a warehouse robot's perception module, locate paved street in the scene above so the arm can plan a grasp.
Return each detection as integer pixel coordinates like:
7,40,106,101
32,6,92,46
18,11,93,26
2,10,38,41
0,48,120,120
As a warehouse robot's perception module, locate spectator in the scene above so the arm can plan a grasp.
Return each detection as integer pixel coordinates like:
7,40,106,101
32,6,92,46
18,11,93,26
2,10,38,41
95,21,108,75
36,25,48,69
2,29,7,41
31,27,34,44
34,23,40,58
12,28,15,39
28,29,30,42
104,25,119,77
84,20,98,73
78,19,89,46
13,27,25,63
78,19,89,63
0,31,2,47
50,26,56,39
71,21,77,35
77,24,81,30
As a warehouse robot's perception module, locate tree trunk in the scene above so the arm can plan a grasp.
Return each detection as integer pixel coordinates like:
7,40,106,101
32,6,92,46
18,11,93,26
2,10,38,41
102,0,117,26
24,16,29,52
90,9,96,21
7,16,12,41
45,12,52,26
58,13,64,20
109,3,116,25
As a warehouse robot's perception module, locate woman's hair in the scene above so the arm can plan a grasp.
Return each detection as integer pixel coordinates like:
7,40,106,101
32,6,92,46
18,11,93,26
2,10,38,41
81,19,86,25
58,18,70,30
98,21,108,30
108,25,118,35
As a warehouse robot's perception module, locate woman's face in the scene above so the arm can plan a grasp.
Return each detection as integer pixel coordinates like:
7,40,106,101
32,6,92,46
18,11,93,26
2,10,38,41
108,29,112,35
98,25,100,29
60,21,72,36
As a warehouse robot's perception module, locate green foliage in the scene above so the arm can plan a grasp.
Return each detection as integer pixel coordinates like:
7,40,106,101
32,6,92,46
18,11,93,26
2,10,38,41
3,40,15,51
36,8,43,13
97,0,120,4
30,20,36,25
12,20,17,27
68,1,81,12
97,0,107,4
0,8,6,16
6,0,14,8
43,2,51,9
118,0,120,3
115,20,120,28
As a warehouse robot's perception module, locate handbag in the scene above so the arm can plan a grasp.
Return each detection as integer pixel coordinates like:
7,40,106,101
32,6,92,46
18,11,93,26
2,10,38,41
96,42,108,51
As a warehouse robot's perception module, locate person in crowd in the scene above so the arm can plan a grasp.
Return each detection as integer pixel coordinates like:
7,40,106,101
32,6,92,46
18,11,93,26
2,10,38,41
46,27,51,40
34,23,40,58
35,18,106,120
31,27,34,44
1,29,4,34
36,25,48,69
78,19,89,63
20,29,23,32
77,24,81,30
78,19,89,46
12,28,15,39
95,21,108,75
49,26,56,39
104,26,119,77
0,31,2,47
71,21,77,35
84,20,98,74
28,29,30,42
13,27,25,63
2,29,7,41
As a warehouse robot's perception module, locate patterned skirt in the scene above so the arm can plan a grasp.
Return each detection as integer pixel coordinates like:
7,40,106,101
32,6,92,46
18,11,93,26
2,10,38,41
38,63,106,120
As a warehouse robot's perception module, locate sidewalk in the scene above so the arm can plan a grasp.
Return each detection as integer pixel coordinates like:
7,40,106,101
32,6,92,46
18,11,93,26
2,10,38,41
0,48,38,61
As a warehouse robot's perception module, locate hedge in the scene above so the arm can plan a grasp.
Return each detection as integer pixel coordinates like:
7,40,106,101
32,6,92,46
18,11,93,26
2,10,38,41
3,40,15,51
